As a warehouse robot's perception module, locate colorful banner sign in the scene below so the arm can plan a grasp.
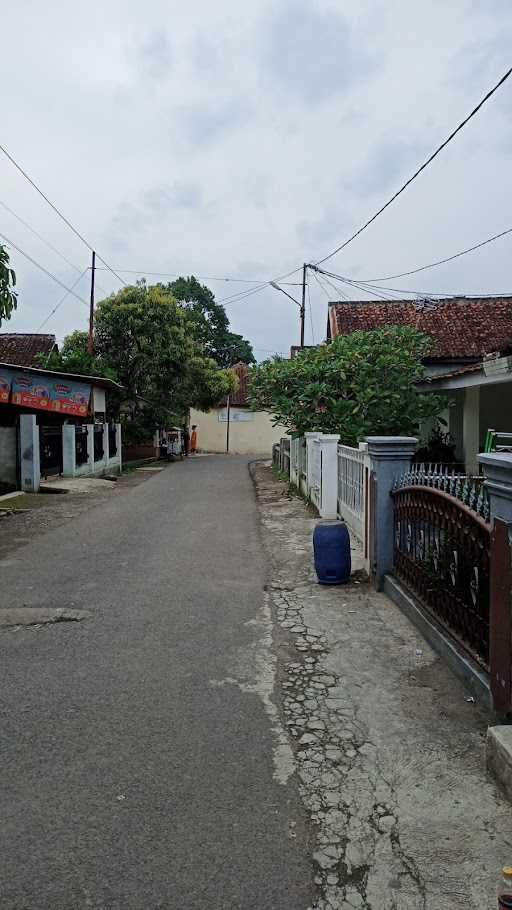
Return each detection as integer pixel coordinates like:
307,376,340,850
10,373,91,416
0,372,11,403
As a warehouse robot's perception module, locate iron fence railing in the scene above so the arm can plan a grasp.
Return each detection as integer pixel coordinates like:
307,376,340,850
392,467,491,670
108,424,117,458
94,425,104,462
75,426,88,466
40,426,63,477
337,444,367,544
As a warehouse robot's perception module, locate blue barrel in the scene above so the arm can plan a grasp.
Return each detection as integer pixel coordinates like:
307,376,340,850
313,521,351,585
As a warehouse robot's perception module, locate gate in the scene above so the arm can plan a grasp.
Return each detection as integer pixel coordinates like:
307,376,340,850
40,426,63,478
392,469,491,670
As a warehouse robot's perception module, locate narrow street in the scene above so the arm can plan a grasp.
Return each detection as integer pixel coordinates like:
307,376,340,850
1,458,312,910
2,457,511,910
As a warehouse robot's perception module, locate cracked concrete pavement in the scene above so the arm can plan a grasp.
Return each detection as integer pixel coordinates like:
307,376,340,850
253,462,512,910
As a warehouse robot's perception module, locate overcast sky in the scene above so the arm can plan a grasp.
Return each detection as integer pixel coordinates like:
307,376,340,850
1,0,512,359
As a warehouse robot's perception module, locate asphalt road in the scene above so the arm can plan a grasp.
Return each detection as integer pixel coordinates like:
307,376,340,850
1,457,311,910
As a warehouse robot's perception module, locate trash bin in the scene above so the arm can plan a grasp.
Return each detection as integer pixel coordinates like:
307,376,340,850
313,520,351,585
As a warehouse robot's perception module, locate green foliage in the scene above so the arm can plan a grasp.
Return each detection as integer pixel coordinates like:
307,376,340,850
37,330,117,381
249,326,446,446
0,244,17,324
93,283,236,439
164,275,255,368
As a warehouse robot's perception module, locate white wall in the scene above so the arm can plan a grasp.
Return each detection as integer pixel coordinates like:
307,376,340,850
0,426,17,486
189,408,288,455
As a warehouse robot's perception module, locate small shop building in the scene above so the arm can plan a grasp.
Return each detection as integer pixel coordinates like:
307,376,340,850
0,359,123,492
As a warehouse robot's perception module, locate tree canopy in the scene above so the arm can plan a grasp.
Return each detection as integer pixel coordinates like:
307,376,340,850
38,283,237,442
0,244,17,325
164,276,255,368
249,326,445,446
37,330,117,381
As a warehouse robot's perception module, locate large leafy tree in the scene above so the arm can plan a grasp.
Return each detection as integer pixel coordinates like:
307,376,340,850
93,283,236,440
0,244,17,324
249,326,445,446
164,276,255,368
37,330,117,380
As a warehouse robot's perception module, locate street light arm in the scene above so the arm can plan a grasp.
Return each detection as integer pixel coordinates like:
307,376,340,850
269,281,301,308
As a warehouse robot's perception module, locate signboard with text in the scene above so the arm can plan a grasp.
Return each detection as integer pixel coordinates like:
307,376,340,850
9,372,91,416
0,371,12,403
218,409,255,423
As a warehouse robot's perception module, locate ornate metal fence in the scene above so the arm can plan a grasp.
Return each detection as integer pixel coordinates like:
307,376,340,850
392,466,491,670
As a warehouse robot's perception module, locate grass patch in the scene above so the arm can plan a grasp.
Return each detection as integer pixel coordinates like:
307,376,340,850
0,494,50,511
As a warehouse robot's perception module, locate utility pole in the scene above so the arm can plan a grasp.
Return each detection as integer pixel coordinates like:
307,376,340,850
300,263,307,349
226,395,231,454
88,249,96,355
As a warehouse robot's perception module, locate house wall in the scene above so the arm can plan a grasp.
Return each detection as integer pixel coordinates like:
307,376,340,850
0,426,17,487
479,383,512,443
189,407,288,455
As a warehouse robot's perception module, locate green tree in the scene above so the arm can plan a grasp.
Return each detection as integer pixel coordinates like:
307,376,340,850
0,244,17,324
249,326,445,446
164,276,255,368
37,330,117,381
93,283,236,440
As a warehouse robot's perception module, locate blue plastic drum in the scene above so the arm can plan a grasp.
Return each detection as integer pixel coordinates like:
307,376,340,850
313,521,351,585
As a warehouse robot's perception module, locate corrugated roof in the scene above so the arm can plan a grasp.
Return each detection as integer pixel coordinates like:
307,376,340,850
328,297,512,359
0,333,56,366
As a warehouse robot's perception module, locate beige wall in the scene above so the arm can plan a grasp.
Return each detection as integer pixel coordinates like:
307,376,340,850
190,407,288,455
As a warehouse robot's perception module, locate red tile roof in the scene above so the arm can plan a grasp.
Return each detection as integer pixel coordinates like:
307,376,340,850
226,362,249,406
0,333,56,366
328,297,512,360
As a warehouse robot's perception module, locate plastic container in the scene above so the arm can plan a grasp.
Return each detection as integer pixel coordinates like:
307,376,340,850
313,521,351,585
498,866,512,908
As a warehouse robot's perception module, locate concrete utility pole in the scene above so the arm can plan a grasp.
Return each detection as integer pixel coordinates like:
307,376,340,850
88,250,96,355
300,263,307,349
270,264,308,349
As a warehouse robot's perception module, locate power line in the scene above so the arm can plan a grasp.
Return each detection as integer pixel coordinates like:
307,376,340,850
36,269,89,331
0,231,89,306
0,199,83,274
93,267,302,286
355,225,512,282
219,283,270,305
0,143,127,287
314,65,512,266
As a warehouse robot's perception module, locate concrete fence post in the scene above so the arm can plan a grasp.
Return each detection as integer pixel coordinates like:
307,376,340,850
87,424,95,473
19,414,40,493
116,423,122,472
319,434,340,519
305,432,320,498
102,423,109,468
62,424,76,477
366,436,418,589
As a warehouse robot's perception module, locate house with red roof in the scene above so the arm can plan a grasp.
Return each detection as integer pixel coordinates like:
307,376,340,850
189,362,287,454
327,296,512,473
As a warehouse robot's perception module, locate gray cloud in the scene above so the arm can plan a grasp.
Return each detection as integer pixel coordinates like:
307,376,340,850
144,181,203,212
341,138,420,199
175,98,249,146
260,0,376,103
135,29,173,81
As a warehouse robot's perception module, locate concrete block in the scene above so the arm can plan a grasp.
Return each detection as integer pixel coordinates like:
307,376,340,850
487,726,512,802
